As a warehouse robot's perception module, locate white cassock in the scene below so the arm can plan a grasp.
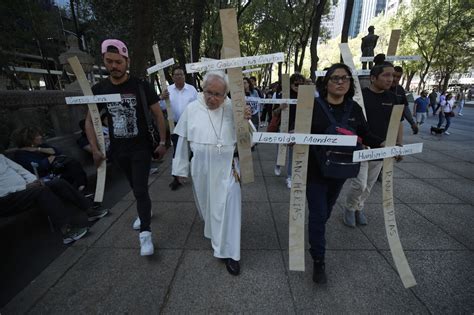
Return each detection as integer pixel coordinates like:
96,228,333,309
172,94,241,261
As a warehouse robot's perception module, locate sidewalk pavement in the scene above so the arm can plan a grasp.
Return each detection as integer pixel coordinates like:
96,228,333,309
3,108,473,314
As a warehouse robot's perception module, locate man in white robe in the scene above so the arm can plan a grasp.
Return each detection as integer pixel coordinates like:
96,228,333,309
172,71,242,276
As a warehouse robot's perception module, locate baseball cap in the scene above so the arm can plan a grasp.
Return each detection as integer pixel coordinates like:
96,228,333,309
101,39,129,58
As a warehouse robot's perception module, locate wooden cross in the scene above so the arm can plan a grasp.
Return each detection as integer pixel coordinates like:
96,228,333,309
185,9,284,184
147,45,176,133
350,105,419,288
67,56,107,203
220,8,254,183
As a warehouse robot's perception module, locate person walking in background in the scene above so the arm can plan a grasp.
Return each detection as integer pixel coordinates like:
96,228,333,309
160,65,198,191
457,88,465,116
413,91,429,127
437,92,456,135
429,88,439,116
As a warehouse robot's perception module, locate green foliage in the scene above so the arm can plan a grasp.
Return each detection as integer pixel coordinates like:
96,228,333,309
396,0,473,90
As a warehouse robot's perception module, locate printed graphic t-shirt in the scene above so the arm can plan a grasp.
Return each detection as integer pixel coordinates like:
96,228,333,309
92,77,159,154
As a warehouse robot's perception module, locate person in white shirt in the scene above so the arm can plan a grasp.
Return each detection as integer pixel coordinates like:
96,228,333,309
161,65,198,190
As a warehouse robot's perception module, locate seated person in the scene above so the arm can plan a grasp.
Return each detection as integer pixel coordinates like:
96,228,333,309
13,126,88,191
0,154,108,244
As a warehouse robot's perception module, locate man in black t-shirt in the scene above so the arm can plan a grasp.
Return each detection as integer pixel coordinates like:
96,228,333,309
85,39,167,256
343,61,402,228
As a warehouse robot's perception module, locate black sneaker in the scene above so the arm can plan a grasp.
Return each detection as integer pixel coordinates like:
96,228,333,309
86,208,109,221
313,259,327,284
62,225,88,244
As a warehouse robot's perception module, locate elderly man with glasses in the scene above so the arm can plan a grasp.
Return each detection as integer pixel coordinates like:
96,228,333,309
172,71,250,276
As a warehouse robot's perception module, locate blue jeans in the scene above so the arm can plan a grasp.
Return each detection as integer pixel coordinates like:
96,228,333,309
306,177,346,259
437,112,451,131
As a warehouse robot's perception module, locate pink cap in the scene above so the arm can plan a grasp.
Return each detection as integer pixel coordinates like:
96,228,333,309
101,39,129,58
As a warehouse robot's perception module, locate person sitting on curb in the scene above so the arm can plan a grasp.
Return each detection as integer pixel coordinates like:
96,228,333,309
0,154,109,244
13,126,88,192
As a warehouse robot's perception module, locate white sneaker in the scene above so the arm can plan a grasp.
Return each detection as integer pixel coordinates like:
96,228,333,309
139,231,154,256
444,131,450,135
458,113,463,116
274,165,281,176
132,211,153,230
286,177,292,189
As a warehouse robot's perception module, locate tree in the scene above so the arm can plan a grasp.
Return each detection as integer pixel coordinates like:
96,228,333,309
398,0,473,92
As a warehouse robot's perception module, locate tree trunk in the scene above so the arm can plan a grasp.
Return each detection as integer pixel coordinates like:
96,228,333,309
129,0,153,78
404,71,416,91
310,0,327,82
442,72,451,92
294,45,300,72
190,0,206,86
278,62,282,81
341,0,354,44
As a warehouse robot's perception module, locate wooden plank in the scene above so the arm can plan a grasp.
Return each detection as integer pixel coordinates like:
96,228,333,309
387,29,402,56
289,85,315,271
277,74,290,166
152,44,175,133
339,43,367,119
220,8,254,184
382,104,417,288
353,143,423,162
67,56,106,203
253,132,357,146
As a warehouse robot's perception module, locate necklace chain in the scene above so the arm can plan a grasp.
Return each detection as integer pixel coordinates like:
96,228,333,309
207,106,225,153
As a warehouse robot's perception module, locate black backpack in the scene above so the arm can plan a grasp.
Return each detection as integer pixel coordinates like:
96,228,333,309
314,98,363,179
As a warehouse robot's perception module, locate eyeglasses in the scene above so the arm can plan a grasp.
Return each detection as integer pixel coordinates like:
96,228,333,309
204,90,226,98
329,75,351,83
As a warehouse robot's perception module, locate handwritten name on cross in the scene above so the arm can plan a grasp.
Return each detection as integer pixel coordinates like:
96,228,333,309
67,56,107,203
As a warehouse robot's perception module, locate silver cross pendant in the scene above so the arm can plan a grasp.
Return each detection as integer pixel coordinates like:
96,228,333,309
216,143,223,154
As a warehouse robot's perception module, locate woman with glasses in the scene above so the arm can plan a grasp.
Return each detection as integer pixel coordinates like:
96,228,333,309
307,63,382,283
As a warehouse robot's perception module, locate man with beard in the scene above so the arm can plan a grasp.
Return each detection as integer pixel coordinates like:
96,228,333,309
85,39,167,256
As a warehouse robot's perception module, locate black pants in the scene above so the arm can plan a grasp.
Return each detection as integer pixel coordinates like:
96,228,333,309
171,130,179,158
115,149,152,232
57,157,88,189
306,176,346,259
260,104,272,123
0,179,89,229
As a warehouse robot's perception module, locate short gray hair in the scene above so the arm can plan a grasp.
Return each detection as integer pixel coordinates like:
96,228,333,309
202,71,229,94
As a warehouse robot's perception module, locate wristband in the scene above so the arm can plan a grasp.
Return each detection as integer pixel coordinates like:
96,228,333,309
159,141,166,146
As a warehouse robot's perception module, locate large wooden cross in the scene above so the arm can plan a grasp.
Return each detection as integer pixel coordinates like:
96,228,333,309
67,56,107,203
146,45,175,133
185,8,284,184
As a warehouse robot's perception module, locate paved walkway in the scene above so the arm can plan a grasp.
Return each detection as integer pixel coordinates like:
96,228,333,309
3,108,473,314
